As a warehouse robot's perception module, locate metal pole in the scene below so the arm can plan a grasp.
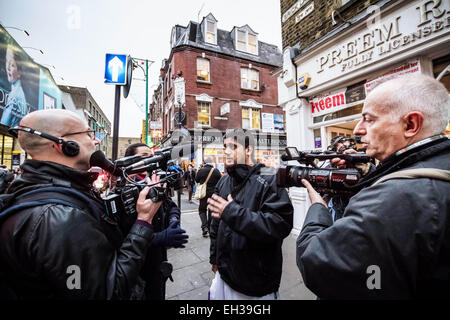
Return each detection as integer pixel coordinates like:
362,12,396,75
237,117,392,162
112,85,121,161
145,59,149,145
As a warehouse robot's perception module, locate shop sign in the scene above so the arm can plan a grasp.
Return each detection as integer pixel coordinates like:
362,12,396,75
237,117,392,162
345,81,366,104
262,113,274,132
220,103,230,116
150,120,162,129
295,0,450,92
310,89,347,116
364,60,421,95
151,130,163,138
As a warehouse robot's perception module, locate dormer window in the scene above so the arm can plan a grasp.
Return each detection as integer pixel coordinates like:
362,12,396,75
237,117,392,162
202,14,218,45
206,20,216,44
235,27,258,55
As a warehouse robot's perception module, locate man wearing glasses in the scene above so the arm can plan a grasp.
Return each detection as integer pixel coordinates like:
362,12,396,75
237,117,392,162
0,109,162,299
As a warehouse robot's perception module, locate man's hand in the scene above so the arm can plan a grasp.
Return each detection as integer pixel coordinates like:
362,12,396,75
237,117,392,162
211,264,218,274
136,175,163,224
302,179,328,208
207,194,233,219
330,148,357,169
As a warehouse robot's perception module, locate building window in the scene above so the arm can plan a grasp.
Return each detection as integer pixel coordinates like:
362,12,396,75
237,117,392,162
242,107,260,130
241,68,259,90
197,101,211,126
236,30,258,55
197,58,210,82
205,20,216,44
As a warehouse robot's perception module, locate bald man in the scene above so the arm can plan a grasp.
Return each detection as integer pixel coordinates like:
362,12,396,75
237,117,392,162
296,74,450,299
0,109,162,299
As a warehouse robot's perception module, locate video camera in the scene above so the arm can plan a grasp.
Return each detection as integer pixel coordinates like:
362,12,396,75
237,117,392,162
277,146,372,195
90,144,196,224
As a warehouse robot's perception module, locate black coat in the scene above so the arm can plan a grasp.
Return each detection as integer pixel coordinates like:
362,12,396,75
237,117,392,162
210,164,293,297
0,160,154,299
297,137,450,299
195,165,221,198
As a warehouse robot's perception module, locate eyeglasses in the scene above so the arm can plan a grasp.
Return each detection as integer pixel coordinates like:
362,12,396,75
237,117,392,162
61,130,96,140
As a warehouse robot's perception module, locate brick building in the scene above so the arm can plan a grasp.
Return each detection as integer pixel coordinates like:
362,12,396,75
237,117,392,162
278,0,450,232
59,86,112,157
152,13,284,172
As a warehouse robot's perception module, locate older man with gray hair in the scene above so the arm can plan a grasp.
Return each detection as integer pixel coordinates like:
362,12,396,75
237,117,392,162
297,74,450,299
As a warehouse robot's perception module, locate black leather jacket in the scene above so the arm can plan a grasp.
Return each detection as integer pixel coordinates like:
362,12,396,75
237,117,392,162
210,164,293,297
297,136,450,299
0,160,154,299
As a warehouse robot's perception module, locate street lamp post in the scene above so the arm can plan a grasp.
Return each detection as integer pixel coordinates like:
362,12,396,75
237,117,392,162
131,57,154,146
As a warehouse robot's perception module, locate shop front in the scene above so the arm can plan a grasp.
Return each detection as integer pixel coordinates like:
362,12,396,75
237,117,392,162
186,129,287,173
280,0,450,233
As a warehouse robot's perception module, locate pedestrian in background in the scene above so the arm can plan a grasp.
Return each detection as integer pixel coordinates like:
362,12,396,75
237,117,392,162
184,164,196,203
195,159,221,237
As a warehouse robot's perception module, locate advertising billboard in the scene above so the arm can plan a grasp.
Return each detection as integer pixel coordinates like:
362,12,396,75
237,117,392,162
0,26,62,128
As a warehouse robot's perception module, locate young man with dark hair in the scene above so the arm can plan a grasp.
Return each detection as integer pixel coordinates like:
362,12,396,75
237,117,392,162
207,129,293,299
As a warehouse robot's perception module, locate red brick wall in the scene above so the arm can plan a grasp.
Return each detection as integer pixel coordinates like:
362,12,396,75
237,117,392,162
165,47,283,132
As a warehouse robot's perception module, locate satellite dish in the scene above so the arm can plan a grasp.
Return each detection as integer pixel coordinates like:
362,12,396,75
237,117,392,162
123,55,133,98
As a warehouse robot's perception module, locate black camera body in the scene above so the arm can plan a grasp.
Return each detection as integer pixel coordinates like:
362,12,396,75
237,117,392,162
277,146,372,195
90,147,191,226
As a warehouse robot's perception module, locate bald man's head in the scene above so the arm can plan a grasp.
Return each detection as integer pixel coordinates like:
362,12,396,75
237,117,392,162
18,109,86,156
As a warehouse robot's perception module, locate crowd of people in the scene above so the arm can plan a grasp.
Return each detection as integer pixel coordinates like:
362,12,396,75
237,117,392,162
0,74,449,300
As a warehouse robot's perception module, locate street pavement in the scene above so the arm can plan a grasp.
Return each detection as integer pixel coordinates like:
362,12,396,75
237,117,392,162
165,191,316,300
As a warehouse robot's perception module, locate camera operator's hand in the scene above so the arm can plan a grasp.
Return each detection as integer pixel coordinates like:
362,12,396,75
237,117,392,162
302,179,328,208
152,220,189,248
331,148,357,169
136,175,163,224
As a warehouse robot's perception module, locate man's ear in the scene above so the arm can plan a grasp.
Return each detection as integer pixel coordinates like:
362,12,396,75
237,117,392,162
52,141,65,155
403,111,424,138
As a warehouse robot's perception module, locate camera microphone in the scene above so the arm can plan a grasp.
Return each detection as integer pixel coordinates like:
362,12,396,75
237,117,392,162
90,150,123,176
125,143,197,171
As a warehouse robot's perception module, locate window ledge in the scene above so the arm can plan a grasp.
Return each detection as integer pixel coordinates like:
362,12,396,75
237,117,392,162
197,80,212,85
241,88,261,93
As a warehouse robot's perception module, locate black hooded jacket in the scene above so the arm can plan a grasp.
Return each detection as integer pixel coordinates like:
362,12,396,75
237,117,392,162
210,164,293,297
297,136,450,299
0,160,154,299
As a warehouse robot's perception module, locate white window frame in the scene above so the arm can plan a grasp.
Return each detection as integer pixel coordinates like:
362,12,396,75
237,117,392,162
242,107,260,130
197,101,211,127
235,29,258,55
197,57,210,83
240,68,259,91
204,19,217,45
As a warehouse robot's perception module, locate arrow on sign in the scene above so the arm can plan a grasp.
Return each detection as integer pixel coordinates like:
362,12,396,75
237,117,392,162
108,56,123,82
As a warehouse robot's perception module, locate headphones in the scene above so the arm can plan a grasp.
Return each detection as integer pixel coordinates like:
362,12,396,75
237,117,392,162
9,126,80,157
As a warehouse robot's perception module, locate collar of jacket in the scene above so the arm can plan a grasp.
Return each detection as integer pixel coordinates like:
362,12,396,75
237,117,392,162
358,135,450,188
10,160,98,193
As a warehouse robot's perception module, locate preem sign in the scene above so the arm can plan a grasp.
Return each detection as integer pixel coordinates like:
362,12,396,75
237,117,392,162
296,0,450,92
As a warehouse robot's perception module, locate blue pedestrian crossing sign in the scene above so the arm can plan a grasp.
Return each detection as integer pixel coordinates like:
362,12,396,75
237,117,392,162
104,54,128,85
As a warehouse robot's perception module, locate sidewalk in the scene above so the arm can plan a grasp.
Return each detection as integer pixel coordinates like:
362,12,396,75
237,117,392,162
165,193,316,300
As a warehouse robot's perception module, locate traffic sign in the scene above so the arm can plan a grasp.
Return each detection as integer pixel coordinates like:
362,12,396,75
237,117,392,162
105,53,127,85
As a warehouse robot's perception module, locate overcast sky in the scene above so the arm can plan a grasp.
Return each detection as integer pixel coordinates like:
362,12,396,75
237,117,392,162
0,0,282,137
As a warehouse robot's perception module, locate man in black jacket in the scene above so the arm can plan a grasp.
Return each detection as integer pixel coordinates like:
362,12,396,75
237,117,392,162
123,143,188,300
207,129,293,299
0,109,162,299
195,159,221,237
297,74,450,299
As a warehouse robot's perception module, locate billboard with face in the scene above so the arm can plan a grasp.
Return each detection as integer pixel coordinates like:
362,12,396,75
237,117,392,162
0,25,61,128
